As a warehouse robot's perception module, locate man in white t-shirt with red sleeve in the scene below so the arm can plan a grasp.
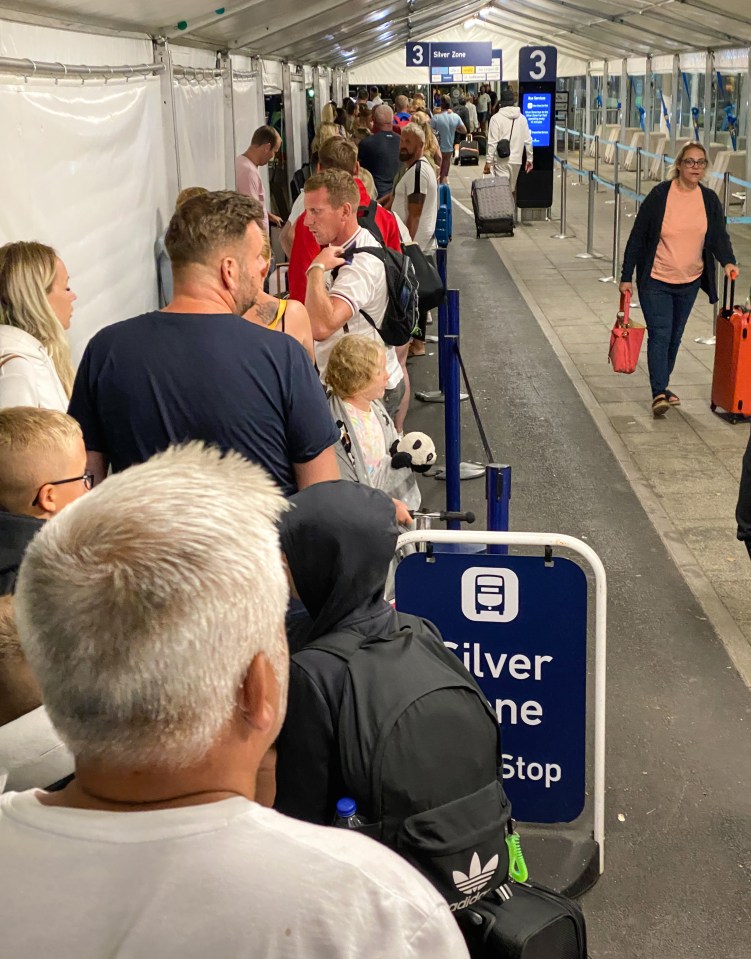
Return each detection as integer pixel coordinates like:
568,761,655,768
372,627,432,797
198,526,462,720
236,125,283,233
303,169,406,421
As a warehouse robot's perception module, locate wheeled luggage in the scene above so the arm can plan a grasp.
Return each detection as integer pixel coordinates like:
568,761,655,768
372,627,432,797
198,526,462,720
457,881,588,959
474,133,487,156
471,176,515,237
459,135,480,166
711,274,750,420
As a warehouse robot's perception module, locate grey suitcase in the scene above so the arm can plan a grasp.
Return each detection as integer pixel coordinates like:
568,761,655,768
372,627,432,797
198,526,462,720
471,176,514,237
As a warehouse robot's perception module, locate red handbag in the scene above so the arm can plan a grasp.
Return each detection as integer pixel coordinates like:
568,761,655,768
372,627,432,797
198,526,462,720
608,291,645,374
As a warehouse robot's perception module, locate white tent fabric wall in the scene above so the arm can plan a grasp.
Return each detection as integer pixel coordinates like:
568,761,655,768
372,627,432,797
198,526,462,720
173,75,227,191
0,74,171,365
0,17,152,64
290,74,310,172
233,69,262,153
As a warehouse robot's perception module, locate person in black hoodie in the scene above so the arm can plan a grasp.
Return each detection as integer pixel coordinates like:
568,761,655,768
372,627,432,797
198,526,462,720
275,480,435,824
0,407,90,593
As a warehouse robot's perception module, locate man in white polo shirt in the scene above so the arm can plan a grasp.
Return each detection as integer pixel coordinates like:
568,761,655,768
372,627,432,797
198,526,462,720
303,169,405,419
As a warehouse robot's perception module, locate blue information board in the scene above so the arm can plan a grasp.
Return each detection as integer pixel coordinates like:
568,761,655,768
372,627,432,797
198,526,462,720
430,41,493,67
522,91,553,147
406,41,494,69
518,45,558,83
396,552,587,823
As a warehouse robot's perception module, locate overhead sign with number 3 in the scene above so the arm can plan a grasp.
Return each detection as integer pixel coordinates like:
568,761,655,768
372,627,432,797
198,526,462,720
518,45,558,83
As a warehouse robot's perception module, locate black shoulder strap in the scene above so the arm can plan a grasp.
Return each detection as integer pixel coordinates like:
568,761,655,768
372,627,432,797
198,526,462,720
357,200,385,246
306,630,367,661
414,160,421,194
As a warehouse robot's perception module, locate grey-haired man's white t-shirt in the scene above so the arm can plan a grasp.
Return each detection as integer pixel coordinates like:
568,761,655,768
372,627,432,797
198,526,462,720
0,792,469,959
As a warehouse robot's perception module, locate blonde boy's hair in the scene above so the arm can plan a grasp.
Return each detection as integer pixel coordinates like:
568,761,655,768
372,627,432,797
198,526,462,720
0,407,82,512
324,334,385,398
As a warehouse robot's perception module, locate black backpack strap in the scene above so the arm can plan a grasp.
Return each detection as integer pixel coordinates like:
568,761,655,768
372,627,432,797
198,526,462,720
306,630,366,661
357,200,385,246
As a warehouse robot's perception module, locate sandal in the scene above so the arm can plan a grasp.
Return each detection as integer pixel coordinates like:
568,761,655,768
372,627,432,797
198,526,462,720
652,393,670,416
665,390,681,406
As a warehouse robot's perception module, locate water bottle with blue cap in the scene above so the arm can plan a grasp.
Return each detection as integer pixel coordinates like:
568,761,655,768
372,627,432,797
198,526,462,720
332,797,367,829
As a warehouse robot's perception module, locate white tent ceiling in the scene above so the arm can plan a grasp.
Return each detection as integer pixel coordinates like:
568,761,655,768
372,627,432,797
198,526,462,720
1,0,750,68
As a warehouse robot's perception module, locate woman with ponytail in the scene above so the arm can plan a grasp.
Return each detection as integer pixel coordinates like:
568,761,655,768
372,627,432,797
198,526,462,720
0,241,76,411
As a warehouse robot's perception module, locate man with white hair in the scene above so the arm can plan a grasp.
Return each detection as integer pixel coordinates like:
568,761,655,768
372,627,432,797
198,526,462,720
0,443,468,959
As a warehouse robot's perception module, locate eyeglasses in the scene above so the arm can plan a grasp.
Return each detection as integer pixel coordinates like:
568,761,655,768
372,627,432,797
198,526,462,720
682,158,708,168
32,471,94,507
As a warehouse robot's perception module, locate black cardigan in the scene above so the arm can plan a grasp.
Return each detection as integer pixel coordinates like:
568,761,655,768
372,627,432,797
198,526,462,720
620,180,735,304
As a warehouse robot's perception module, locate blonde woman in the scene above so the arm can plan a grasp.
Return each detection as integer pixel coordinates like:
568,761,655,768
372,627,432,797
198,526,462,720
311,122,343,160
320,103,347,139
621,141,737,415
411,110,442,174
244,233,315,361
0,242,76,412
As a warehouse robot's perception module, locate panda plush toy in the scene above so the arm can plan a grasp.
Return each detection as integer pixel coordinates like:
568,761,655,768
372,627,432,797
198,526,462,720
389,432,436,473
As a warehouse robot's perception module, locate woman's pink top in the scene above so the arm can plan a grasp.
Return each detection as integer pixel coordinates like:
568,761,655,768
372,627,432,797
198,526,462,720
651,180,707,284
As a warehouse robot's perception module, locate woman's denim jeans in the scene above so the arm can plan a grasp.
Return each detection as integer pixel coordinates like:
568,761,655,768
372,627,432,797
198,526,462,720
639,276,701,397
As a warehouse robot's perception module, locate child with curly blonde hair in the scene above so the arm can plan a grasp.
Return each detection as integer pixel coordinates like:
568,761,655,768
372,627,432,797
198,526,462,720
325,335,427,523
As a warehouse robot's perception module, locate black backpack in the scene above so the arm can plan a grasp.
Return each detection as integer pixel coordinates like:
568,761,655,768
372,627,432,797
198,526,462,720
344,201,420,347
308,618,512,913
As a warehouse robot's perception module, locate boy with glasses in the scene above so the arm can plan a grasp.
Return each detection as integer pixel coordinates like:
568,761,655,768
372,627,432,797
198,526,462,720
0,407,90,594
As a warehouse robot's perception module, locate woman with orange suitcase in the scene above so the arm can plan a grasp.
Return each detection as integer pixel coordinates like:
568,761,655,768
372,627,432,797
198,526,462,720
620,142,737,417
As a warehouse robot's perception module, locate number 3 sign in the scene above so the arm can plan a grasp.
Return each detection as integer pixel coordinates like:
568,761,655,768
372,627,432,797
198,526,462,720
406,42,428,67
519,46,557,82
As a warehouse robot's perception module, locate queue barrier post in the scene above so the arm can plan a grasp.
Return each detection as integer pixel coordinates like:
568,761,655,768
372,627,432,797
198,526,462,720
415,284,452,402
433,290,484,512
698,171,731,345
599,182,621,283
485,464,511,555
551,159,575,239
576,171,605,260
426,245,448,359
443,290,461,528
594,135,600,190
416,248,469,404
571,126,585,187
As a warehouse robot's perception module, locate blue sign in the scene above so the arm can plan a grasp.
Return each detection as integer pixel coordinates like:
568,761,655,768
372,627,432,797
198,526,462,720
430,41,493,67
518,45,558,83
395,552,587,823
406,41,494,69
406,41,430,68
523,91,553,148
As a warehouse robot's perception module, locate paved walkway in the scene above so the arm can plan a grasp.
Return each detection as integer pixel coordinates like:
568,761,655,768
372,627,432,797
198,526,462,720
404,201,751,958
446,162,751,686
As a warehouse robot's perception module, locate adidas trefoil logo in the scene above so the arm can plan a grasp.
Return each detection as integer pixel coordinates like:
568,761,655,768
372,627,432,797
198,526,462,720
453,851,499,896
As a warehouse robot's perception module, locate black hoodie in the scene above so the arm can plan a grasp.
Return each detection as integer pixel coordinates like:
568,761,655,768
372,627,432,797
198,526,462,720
0,510,44,594
275,481,431,824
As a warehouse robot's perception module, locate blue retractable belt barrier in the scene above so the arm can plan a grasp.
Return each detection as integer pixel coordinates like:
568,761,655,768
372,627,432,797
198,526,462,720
443,290,462,529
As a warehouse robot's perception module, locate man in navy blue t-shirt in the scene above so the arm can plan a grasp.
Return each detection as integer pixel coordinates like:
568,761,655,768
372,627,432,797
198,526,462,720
69,192,339,496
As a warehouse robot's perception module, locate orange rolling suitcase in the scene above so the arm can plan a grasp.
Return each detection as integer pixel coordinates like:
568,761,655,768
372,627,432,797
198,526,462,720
711,275,751,422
